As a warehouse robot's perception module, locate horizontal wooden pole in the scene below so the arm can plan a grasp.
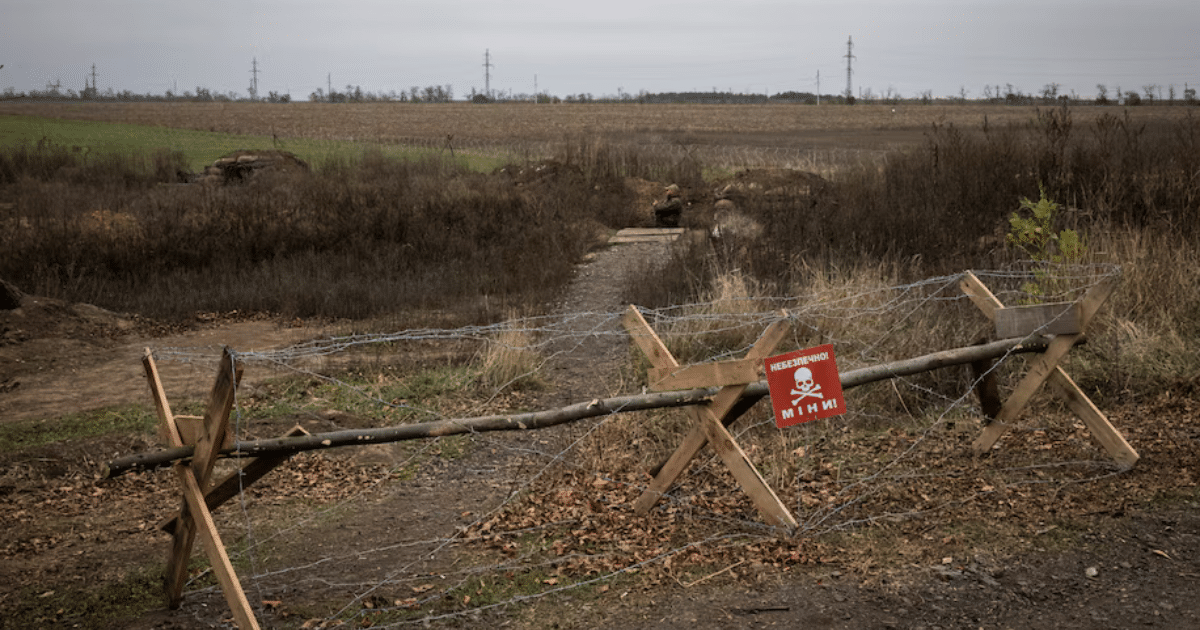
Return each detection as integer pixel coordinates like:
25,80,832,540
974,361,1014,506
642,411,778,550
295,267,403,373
105,335,1054,477
160,425,310,535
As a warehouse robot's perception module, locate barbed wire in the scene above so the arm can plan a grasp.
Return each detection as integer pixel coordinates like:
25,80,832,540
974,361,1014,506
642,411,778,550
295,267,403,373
148,263,1127,626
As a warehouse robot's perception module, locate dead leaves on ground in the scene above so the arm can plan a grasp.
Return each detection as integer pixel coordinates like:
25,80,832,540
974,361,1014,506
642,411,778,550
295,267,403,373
461,398,1200,590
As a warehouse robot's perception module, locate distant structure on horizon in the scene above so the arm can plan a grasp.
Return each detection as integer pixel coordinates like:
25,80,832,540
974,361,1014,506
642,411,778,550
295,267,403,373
483,49,493,99
248,57,259,101
844,36,855,101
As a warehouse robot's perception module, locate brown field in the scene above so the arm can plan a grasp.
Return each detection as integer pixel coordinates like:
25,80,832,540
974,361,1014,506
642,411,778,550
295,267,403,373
3,101,1194,152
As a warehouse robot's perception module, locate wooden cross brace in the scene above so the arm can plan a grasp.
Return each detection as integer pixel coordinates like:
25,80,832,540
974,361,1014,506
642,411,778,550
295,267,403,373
622,306,797,529
959,272,1138,468
143,347,261,630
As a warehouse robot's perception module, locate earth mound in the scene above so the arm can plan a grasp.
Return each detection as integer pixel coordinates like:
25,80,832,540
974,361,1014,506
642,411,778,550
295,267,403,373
198,149,310,184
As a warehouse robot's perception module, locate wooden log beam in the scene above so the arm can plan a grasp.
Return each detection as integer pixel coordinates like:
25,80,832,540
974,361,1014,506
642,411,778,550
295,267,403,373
106,335,1054,477
160,425,310,535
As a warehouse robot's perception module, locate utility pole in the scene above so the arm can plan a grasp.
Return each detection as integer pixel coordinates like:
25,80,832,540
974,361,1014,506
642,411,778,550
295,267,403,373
844,36,855,101
249,57,259,101
483,49,493,99
816,70,820,105
327,73,332,98
89,63,98,96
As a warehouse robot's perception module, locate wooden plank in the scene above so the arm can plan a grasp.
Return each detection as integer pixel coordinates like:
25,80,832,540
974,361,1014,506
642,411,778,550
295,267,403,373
171,415,233,449
176,464,262,630
647,392,766,477
622,305,680,370
968,275,1119,454
647,357,762,392
161,425,311,535
697,409,796,528
960,271,1003,317
632,407,710,514
632,382,763,514
163,509,198,609
143,349,196,608
613,228,687,237
995,302,1082,338
1077,276,1119,323
609,234,685,244
172,415,204,446
1047,368,1139,468
192,348,241,485
145,349,184,447
972,332,1080,452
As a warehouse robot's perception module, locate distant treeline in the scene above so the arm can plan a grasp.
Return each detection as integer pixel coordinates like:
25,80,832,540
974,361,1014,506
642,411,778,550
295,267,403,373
3,82,1197,106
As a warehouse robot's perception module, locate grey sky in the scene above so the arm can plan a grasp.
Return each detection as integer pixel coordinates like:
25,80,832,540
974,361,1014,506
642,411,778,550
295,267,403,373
2,1,1196,100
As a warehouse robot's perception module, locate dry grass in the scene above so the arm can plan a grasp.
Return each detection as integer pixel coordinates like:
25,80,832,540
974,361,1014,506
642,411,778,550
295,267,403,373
473,312,546,392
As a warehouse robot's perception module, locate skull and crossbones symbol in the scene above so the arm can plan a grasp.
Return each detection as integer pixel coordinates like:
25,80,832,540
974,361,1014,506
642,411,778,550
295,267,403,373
791,366,823,406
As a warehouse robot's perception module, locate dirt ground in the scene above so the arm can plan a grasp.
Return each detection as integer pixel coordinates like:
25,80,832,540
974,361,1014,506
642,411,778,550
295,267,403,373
2,180,1199,629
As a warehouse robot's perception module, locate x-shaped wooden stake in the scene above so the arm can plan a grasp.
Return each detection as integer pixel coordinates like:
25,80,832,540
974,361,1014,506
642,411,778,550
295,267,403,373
622,306,797,529
959,272,1138,468
144,348,261,630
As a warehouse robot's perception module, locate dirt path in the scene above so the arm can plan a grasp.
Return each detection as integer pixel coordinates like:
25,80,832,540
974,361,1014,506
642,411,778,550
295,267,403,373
1,317,317,424
543,237,674,400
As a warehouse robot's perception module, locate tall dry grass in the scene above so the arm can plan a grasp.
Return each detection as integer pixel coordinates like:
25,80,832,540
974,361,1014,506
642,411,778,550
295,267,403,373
473,311,545,391
0,141,633,322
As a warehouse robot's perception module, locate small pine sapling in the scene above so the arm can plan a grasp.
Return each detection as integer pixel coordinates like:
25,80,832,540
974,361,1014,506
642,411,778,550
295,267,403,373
1006,186,1086,300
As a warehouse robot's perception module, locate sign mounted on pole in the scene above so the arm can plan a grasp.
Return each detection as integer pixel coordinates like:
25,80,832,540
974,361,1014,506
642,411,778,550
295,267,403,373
764,344,846,428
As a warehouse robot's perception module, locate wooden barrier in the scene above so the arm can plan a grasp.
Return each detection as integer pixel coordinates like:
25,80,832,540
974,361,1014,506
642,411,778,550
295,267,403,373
144,348,259,629
960,272,1138,467
108,335,1062,477
624,305,797,528
118,273,1135,624
145,348,312,630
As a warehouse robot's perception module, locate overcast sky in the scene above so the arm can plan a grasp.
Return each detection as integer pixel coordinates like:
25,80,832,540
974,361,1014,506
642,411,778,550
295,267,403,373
3,1,1197,101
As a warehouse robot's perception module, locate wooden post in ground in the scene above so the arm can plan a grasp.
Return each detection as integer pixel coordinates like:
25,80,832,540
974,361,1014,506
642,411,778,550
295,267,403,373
959,272,1137,468
144,348,261,630
623,306,797,529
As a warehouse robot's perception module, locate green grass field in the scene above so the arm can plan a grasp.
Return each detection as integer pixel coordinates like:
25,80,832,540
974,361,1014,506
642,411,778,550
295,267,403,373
0,114,507,172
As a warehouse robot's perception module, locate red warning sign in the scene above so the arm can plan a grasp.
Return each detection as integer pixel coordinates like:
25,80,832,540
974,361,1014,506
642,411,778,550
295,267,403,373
763,344,846,428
